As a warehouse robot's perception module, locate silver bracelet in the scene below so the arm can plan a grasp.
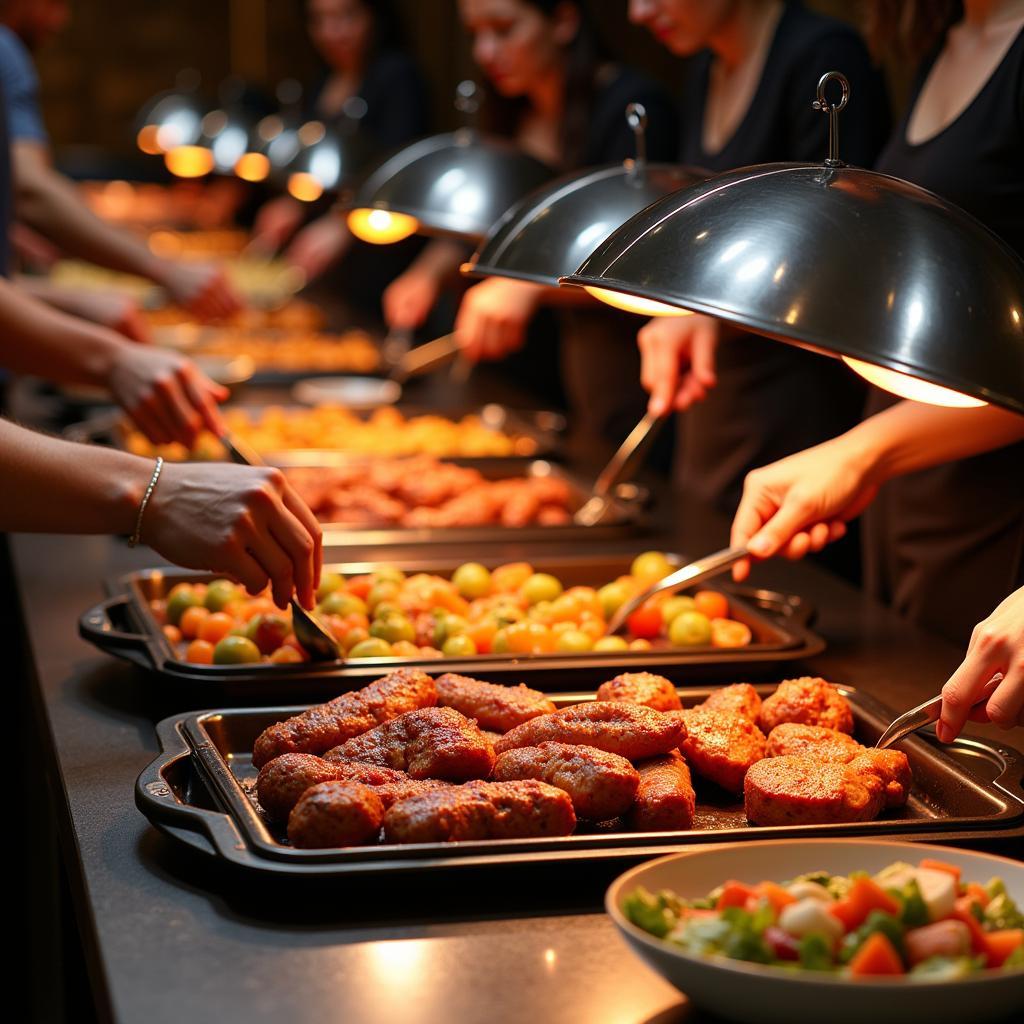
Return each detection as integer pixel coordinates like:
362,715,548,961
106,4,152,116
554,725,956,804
128,456,164,548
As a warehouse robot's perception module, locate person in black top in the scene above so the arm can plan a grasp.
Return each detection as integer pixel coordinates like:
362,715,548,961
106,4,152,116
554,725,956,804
628,0,890,519
385,0,679,447
249,0,429,313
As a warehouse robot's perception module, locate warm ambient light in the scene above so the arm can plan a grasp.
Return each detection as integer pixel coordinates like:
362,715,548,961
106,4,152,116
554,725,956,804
842,356,987,408
164,145,214,178
136,124,162,155
234,152,270,182
583,286,694,317
347,208,419,244
288,172,324,203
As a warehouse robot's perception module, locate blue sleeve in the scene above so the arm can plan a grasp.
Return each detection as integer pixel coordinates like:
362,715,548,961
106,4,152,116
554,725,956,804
0,27,48,143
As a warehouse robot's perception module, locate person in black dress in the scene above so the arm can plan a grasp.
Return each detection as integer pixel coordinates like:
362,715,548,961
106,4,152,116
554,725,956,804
628,0,890,521
383,0,679,447
249,0,429,319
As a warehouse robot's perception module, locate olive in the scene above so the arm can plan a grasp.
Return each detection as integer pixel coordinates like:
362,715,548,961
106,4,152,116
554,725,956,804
212,635,262,664
452,562,492,600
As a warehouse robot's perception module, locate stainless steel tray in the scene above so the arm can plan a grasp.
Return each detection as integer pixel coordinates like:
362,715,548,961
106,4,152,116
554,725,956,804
80,554,825,699
135,683,1024,878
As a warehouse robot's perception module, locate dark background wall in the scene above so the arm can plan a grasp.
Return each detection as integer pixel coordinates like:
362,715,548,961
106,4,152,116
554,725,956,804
36,0,894,166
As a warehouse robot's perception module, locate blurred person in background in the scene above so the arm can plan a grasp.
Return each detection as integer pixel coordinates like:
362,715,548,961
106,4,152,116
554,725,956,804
0,0,243,332
385,0,679,447
248,0,429,321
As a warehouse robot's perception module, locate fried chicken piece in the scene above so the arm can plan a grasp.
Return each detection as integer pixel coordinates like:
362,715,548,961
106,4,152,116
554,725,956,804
327,706,495,780
744,755,885,826
383,780,576,843
765,723,864,762
679,708,767,794
627,750,697,831
252,669,437,768
848,749,912,808
435,673,557,733
536,505,571,525
596,672,682,712
758,677,854,735
698,683,762,723
493,742,639,820
287,781,385,848
494,701,686,760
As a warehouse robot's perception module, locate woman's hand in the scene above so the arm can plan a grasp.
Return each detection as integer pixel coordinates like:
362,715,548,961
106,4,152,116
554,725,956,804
108,345,228,447
729,435,881,581
283,216,349,280
159,262,244,322
249,196,306,256
637,313,720,416
938,587,1024,741
382,266,441,331
58,290,151,342
144,462,323,610
454,278,543,362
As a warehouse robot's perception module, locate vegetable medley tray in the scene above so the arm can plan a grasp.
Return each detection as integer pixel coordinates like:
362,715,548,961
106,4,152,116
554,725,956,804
135,681,1024,879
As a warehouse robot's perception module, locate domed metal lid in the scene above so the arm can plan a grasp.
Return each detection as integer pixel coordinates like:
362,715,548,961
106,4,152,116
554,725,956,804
562,73,1024,413
465,105,707,286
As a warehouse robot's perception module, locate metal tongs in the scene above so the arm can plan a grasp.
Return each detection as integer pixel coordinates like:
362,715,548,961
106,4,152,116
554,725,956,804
606,545,750,635
575,412,664,526
385,331,463,385
219,433,342,662
874,675,1002,749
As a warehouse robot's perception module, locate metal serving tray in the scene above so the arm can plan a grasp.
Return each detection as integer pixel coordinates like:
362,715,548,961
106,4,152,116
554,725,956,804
289,459,647,548
135,684,1024,879
80,554,825,699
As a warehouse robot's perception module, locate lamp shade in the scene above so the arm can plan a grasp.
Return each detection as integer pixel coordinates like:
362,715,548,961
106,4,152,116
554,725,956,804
346,129,552,243
285,121,372,202
563,160,1024,413
463,161,706,286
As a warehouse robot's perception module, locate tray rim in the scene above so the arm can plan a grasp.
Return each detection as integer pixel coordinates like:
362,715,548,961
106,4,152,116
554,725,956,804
135,683,1024,878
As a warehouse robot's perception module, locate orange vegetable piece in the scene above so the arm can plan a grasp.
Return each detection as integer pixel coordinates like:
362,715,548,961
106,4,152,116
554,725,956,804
984,929,1024,968
492,562,535,593
179,605,210,639
269,645,302,664
953,897,994,959
198,611,234,645
162,624,182,645
919,858,962,885
694,590,729,620
847,931,905,976
830,877,901,930
717,881,757,909
964,882,990,908
185,639,214,664
346,575,373,600
753,881,797,915
710,618,753,648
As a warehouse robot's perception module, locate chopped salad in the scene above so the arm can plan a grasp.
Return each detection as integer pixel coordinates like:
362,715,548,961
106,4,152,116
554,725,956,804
623,858,1024,979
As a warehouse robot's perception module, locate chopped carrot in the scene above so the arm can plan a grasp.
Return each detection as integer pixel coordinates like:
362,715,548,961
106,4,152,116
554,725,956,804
752,880,797,915
717,881,758,909
919,858,962,885
964,882,990,908
848,931,905,976
830,877,902,930
952,897,991,958
984,929,1024,969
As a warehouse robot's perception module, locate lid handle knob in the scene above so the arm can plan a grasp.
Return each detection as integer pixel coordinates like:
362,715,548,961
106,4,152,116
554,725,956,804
626,102,648,182
813,71,849,167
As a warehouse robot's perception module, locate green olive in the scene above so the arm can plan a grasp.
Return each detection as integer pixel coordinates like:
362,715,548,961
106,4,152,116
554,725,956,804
366,580,400,612
370,567,406,585
204,579,238,613
348,637,394,659
442,634,478,657
669,610,713,646
598,581,632,619
167,588,202,626
318,590,367,617
315,572,345,602
631,551,674,585
370,614,415,645
212,635,262,664
593,635,630,652
452,562,492,600
556,629,594,654
521,572,563,605
661,595,697,626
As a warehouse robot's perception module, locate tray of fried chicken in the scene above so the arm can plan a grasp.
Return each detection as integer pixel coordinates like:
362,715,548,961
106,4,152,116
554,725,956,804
136,671,1024,876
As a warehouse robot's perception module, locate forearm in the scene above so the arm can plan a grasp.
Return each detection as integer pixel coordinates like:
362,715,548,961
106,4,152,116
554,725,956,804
13,144,171,285
839,401,1024,485
15,275,95,317
409,238,469,285
0,276,121,386
0,419,151,534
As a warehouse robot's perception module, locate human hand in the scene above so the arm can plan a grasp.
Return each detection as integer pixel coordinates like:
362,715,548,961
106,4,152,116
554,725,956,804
144,462,322,610
637,313,719,416
283,216,348,280
108,345,228,447
937,587,1024,741
161,262,244,322
382,267,440,331
729,436,880,581
249,196,306,256
59,290,152,342
454,278,542,362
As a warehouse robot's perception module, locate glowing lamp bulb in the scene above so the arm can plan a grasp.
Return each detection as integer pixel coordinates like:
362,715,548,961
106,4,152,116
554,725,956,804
234,152,270,182
842,357,986,408
288,172,324,203
347,208,419,245
583,286,694,317
164,145,214,178
136,124,162,155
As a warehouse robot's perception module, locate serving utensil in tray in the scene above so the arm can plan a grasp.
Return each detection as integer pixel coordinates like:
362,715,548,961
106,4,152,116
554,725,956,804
135,683,1024,879
875,675,1002,749
80,554,825,699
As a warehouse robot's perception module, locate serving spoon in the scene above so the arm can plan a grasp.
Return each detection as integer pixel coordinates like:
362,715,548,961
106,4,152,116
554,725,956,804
218,432,342,662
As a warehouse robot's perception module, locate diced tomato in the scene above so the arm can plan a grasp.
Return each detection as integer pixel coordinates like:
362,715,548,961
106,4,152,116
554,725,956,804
830,877,901,930
765,925,800,961
985,929,1024,968
717,881,757,909
847,931,905,976
626,603,663,640
919,858,962,885
754,880,797,915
